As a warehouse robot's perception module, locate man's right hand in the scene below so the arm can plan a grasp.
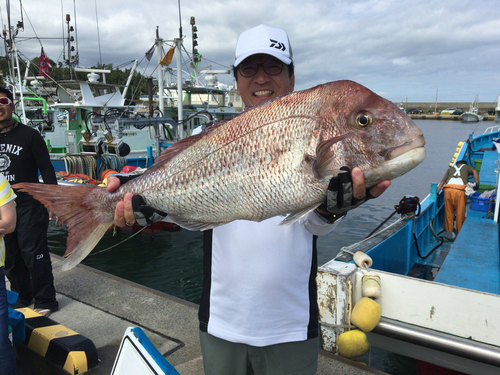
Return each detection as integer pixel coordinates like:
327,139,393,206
107,177,136,227
107,176,168,227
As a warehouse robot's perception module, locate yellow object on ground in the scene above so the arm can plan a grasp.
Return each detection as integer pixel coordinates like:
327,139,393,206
351,297,382,332
15,307,98,374
337,330,369,358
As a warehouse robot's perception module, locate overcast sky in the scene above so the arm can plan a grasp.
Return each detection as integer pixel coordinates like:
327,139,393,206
2,0,499,104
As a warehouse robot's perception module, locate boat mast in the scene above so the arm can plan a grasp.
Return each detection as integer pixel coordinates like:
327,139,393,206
4,4,27,123
12,42,26,122
156,27,165,119
175,3,184,141
65,14,77,80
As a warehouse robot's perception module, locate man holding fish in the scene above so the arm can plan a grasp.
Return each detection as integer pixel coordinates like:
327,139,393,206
109,25,391,374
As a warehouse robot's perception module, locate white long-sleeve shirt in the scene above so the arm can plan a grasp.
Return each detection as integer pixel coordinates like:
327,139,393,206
198,212,341,347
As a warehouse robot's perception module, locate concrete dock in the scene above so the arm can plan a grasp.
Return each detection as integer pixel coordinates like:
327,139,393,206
11,253,387,374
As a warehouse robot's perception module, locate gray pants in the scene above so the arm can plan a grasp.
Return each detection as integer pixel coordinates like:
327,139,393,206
200,331,319,375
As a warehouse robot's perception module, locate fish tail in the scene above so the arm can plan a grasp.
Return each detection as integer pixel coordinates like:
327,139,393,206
13,183,114,270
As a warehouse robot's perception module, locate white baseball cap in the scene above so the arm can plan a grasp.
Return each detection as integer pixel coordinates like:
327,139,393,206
234,25,293,67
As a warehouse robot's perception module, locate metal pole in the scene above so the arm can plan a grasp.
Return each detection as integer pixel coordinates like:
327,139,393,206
175,37,183,141
12,44,26,123
435,89,438,113
494,152,500,222
157,33,165,118
121,60,138,104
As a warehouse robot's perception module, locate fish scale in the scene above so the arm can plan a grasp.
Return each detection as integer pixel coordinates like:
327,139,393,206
14,80,426,269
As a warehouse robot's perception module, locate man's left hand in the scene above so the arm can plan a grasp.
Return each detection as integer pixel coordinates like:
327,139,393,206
318,167,391,215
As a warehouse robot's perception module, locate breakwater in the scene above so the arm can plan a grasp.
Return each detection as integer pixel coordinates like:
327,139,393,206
398,102,497,114
410,114,497,121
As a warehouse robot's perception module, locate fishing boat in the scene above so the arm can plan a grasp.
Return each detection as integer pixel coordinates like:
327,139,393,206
317,123,500,374
3,7,240,233
2,8,240,168
462,95,483,122
4,15,239,172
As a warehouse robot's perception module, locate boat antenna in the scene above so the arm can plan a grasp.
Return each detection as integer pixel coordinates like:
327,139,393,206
94,0,102,67
61,0,65,58
94,0,103,67
15,0,24,32
73,0,79,66
177,0,182,39
6,0,12,45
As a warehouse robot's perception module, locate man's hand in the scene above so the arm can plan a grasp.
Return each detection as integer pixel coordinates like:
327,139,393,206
107,176,167,227
107,176,133,227
317,167,390,216
131,195,167,226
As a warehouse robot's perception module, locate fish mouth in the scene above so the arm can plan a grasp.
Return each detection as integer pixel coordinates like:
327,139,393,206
387,146,426,167
364,146,426,187
378,135,426,160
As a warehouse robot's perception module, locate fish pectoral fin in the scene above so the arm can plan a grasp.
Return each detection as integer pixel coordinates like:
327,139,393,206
168,215,225,231
279,205,318,225
315,133,355,177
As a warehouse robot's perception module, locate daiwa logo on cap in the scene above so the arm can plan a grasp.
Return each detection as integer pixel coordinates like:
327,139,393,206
234,24,293,67
269,39,286,52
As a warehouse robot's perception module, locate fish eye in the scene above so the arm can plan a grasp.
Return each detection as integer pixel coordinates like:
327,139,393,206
356,114,372,127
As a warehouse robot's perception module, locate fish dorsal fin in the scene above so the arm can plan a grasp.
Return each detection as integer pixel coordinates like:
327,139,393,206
315,132,355,177
147,135,202,173
279,204,319,225
146,115,240,173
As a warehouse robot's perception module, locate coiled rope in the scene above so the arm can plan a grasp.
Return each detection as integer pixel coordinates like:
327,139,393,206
100,155,128,175
62,155,99,180
62,155,127,182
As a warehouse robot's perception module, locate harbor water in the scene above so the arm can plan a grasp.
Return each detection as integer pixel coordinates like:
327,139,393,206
46,119,498,373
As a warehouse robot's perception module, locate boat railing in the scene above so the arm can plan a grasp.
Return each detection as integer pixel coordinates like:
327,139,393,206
331,188,446,276
484,125,500,134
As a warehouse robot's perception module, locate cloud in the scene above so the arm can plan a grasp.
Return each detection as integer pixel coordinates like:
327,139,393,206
3,0,500,102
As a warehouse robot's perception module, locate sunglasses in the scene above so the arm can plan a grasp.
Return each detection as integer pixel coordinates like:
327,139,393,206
0,97,12,106
237,60,284,78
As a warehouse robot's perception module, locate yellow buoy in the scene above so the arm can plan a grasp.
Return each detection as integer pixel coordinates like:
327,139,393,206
351,297,382,332
337,330,369,358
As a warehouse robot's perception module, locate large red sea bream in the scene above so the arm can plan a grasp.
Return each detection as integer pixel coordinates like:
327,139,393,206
15,80,426,269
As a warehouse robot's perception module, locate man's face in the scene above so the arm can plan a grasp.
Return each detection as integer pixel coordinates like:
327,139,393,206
0,93,14,125
236,54,295,107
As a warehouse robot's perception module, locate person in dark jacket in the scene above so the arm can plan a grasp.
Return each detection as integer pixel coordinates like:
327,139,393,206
0,87,58,316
